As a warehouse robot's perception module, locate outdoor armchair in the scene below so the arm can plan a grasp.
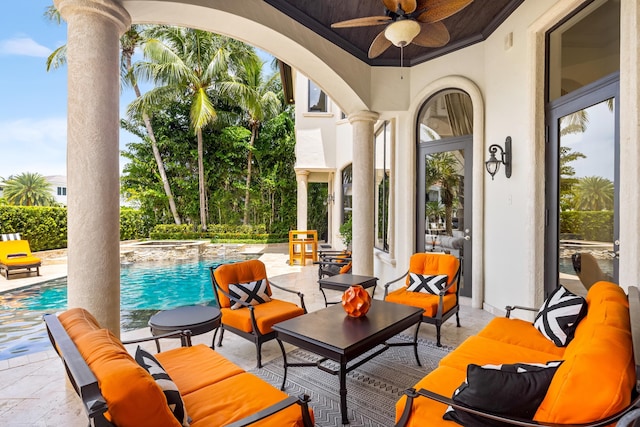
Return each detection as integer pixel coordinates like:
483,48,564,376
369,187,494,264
314,250,352,280
210,259,307,368
384,252,461,347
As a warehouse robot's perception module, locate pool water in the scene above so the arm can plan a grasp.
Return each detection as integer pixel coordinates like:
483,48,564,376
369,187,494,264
0,256,254,360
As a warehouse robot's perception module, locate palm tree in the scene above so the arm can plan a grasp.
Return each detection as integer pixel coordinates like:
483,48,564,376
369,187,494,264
44,8,183,225
573,176,614,211
219,58,281,225
2,173,56,206
130,27,255,231
425,152,461,235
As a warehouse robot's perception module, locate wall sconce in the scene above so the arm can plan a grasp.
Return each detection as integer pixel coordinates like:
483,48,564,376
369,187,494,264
485,136,512,180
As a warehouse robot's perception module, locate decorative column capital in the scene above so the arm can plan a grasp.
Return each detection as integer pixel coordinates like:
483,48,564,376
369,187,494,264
54,0,131,34
295,169,310,179
348,110,380,125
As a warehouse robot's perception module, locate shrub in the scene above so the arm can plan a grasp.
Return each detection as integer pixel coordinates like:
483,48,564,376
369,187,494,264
149,223,287,243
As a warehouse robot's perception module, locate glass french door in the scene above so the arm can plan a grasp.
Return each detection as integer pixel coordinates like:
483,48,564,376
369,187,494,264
545,74,619,296
417,138,473,297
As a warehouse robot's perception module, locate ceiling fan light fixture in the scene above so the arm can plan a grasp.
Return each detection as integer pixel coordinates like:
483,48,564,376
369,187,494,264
384,19,421,47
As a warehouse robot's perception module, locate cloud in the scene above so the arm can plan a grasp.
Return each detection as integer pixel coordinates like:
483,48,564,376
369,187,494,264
0,37,52,58
0,118,67,178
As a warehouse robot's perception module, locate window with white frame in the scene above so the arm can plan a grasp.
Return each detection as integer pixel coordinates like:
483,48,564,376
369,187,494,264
374,121,391,252
308,80,328,113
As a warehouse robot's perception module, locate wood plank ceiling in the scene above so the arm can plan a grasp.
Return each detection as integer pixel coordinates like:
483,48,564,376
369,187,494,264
263,0,524,67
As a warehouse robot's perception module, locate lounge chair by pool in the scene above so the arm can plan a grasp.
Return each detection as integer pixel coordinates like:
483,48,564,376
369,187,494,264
0,239,41,279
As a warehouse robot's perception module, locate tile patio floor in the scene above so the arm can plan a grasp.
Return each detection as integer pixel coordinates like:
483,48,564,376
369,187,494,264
0,244,495,426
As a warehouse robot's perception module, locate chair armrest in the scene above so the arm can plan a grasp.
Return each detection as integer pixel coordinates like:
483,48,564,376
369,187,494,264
121,330,193,347
395,388,640,427
224,394,313,427
505,305,538,318
384,271,409,297
269,280,307,314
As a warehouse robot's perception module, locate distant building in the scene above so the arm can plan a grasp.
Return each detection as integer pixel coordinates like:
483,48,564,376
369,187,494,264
45,175,67,206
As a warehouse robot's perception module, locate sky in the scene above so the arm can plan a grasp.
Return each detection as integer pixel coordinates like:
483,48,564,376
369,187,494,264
0,1,70,179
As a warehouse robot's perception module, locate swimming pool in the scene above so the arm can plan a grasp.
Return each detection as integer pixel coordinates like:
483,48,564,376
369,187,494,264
0,256,255,360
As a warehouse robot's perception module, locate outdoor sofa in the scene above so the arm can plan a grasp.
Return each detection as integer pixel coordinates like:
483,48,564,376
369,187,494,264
395,281,640,427
0,239,41,279
44,308,314,427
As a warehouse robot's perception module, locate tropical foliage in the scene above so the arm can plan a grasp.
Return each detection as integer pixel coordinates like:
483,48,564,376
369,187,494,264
425,152,461,235
1,173,56,206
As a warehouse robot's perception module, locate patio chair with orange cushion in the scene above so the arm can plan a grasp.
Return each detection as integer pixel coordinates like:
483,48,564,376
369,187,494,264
0,238,41,279
384,252,461,347
210,259,307,368
314,250,352,280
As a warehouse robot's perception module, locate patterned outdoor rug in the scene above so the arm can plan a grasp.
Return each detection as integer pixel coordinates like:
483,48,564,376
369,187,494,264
250,335,452,427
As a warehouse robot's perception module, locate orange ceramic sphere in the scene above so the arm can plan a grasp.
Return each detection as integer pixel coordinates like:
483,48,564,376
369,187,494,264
341,285,372,317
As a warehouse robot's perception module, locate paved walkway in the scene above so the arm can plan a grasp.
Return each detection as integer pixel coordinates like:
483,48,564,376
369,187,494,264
0,244,494,426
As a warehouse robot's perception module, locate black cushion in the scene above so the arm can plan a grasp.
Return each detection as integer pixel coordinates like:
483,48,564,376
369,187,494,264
533,285,587,346
135,346,190,426
443,361,563,427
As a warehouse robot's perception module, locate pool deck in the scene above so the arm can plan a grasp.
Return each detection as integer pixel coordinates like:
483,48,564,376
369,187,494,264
0,243,495,426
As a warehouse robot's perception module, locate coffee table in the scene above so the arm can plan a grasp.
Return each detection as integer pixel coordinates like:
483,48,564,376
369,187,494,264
317,273,378,306
148,305,221,351
273,300,424,425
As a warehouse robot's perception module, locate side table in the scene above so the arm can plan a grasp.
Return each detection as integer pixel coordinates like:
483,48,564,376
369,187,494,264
148,305,221,352
317,273,378,306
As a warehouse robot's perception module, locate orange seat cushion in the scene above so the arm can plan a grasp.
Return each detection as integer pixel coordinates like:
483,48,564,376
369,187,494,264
395,365,467,427
155,344,244,395
0,240,40,265
385,288,457,317
184,372,313,427
73,329,180,427
477,317,566,358
59,307,102,339
221,299,305,334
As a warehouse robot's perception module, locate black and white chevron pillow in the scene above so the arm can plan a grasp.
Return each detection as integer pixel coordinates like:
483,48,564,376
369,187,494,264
135,347,190,426
533,285,587,347
407,273,448,295
443,361,563,426
229,279,271,309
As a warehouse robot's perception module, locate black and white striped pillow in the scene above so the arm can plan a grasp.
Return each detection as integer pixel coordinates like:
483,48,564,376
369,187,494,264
443,361,563,426
533,285,587,347
407,273,448,295
1,233,21,241
135,347,190,426
229,279,271,309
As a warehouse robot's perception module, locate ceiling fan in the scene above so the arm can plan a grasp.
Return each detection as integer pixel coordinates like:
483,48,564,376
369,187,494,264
331,0,474,59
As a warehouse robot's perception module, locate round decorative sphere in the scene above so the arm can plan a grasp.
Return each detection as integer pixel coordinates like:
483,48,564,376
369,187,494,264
341,285,372,317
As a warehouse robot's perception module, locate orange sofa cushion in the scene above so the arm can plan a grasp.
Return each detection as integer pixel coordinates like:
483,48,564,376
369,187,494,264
405,253,459,293
59,307,102,339
477,317,566,357
73,329,180,427
221,299,305,334
385,288,457,317
155,344,244,395
213,259,272,308
535,281,634,423
184,372,312,427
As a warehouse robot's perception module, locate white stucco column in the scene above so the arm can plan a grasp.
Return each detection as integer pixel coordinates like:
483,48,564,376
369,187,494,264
349,111,379,275
296,170,309,230
55,0,130,336
619,0,640,290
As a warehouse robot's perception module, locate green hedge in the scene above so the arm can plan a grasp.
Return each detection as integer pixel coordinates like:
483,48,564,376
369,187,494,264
0,206,150,251
149,224,288,243
560,210,613,242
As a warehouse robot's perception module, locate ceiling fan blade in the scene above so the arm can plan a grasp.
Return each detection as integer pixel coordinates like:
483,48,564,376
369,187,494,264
368,30,393,58
383,0,400,13
412,21,450,47
416,0,474,24
331,16,392,28
400,0,417,14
